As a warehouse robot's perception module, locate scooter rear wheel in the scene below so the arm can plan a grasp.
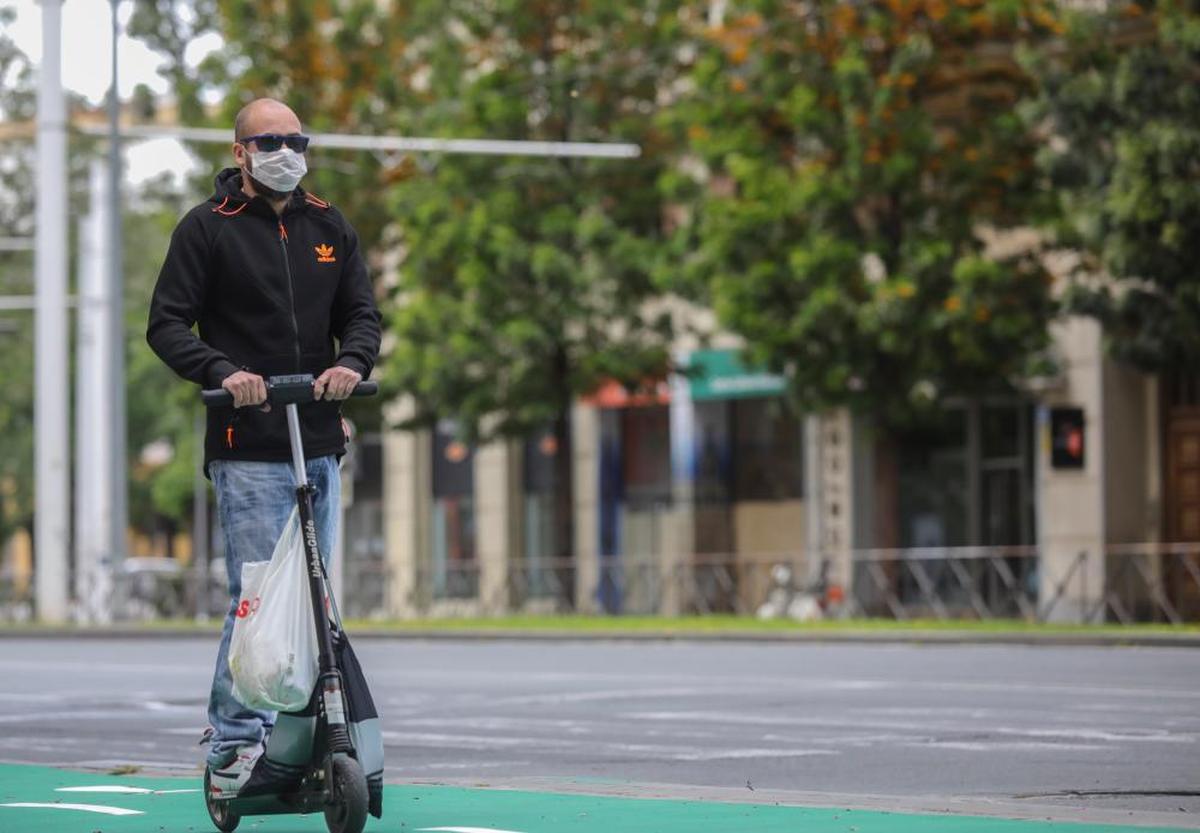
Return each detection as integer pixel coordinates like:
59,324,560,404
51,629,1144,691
203,767,241,832
324,752,369,833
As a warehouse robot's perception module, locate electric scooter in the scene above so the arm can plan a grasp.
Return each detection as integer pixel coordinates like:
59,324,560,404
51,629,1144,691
200,373,380,833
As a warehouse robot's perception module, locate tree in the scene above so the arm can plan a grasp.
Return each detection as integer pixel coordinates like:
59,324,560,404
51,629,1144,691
0,8,100,546
1025,1,1200,370
0,4,211,552
129,0,416,266
664,1,1062,427
130,0,435,439
382,1,684,585
128,0,435,511
0,5,36,546
124,184,203,532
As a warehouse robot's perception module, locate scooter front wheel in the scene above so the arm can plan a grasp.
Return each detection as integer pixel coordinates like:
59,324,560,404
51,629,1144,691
324,752,369,833
203,767,241,832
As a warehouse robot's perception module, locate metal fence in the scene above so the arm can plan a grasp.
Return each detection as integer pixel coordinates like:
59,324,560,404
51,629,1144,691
1097,543,1200,624
391,544,1200,624
3,542,1199,624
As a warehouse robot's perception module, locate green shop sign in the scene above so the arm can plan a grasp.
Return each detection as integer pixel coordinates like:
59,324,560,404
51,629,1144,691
685,349,787,401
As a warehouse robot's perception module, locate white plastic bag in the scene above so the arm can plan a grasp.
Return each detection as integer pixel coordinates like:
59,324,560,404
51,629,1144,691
228,507,319,711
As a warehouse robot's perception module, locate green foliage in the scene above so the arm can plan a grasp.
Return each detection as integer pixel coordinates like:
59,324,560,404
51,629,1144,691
130,0,683,443
665,1,1061,425
1025,1,1200,370
383,1,680,440
130,0,436,438
0,4,202,539
129,0,414,258
0,10,103,541
124,192,203,527
0,6,36,544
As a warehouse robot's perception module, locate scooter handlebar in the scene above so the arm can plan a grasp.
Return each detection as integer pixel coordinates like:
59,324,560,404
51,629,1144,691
201,375,378,407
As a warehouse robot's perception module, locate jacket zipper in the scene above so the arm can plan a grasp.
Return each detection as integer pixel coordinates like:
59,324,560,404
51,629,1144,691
277,219,302,372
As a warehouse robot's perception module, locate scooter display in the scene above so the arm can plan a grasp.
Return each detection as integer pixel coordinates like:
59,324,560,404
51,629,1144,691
200,373,381,833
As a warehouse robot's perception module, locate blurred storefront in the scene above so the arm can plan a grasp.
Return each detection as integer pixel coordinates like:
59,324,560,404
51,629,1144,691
674,349,805,613
378,349,809,617
377,324,1198,622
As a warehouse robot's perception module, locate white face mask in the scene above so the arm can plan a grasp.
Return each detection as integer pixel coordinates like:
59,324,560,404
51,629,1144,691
247,147,307,194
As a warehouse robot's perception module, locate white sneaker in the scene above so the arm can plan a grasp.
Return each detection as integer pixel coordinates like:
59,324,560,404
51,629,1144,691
208,743,264,799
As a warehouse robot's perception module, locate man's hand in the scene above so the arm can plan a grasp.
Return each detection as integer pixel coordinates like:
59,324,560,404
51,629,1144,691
221,370,268,409
314,366,362,401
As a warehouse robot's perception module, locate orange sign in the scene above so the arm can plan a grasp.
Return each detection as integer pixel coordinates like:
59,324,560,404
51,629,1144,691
582,379,671,408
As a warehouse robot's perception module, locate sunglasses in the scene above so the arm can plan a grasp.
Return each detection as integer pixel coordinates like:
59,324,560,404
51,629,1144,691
239,133,310,153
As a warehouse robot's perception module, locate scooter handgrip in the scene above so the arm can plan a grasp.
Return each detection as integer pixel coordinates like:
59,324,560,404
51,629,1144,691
202,380,375,406
201,388,235,407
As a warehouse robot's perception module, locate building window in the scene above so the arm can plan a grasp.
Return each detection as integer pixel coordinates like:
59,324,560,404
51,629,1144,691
884,402,1036,616
731,397,804,502
895,403,1034,549
621,406,672,510
897,410,969,548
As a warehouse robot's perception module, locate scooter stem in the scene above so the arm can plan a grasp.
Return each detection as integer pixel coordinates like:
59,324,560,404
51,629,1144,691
286,403,308,487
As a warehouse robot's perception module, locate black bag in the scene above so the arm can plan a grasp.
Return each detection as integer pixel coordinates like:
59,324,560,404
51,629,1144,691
335,630,385,818
253,630,384,818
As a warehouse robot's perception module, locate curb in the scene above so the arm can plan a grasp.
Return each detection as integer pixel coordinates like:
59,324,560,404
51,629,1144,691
0,625,1198,647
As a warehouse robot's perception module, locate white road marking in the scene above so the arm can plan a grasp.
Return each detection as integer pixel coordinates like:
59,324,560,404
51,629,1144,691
143,700,192,712
55,785,202,795
384,730,839,762
396,715,722,742
625,710,1198,746
0,802,144,816
370,666,1200,701
494,686,730,706
905,679,1200,701
763,732,921,747
0,660,202,675
401,761,532,771
57,786,153,794
0,710,143,724
70,758,198,771
667,748,837,761
908,741,1109,752
993,727,1196,744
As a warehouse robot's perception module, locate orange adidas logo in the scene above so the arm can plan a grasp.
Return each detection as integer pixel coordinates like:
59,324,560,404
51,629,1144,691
315,244,336,263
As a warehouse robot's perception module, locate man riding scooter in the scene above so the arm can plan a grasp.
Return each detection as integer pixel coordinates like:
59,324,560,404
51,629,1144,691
146,97,381,783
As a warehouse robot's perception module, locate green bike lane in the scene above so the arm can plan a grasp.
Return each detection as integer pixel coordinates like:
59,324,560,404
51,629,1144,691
0,764,1190,833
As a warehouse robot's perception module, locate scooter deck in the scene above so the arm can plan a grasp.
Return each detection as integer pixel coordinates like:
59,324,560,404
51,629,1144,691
220,787,329,817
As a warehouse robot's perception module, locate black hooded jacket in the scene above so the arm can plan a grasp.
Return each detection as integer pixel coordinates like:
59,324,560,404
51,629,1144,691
147,168,382,472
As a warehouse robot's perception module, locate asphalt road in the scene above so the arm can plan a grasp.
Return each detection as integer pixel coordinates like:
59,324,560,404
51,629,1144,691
0,637,1197,820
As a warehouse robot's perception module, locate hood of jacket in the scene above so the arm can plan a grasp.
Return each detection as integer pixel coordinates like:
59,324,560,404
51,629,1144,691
209,167,314,214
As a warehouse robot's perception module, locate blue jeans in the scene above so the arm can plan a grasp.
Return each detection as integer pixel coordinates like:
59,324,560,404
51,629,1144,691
207,456,340,767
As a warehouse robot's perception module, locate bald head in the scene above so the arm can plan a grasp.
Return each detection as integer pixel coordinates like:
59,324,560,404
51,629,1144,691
234,98,302,143
231,98,306,205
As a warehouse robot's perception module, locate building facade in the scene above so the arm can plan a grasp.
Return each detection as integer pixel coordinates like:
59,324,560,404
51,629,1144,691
375,321,1196,622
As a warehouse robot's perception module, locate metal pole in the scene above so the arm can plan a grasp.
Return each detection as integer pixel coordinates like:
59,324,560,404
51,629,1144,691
108,0,129,573
78,124,642,159
34,0,69,623
74,162,115,624
333,480,346,614
804,413,824,592
192,408,209,620
286,405,309,488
